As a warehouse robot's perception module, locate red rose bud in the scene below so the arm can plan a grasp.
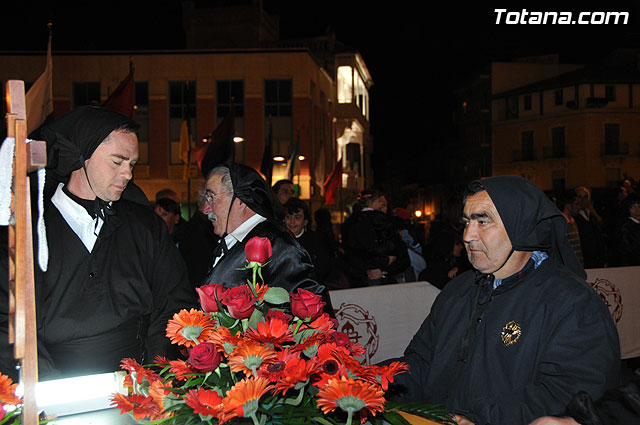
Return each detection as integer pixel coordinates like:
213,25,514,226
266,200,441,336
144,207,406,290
244,236,272,264
290,288,325,321
188,342,221,372
221,285,257,319
196,283,226,313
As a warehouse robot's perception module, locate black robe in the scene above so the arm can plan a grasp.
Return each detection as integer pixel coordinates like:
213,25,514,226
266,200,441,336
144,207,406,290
179,210,219,288
1,191,197,380
203,220,320,293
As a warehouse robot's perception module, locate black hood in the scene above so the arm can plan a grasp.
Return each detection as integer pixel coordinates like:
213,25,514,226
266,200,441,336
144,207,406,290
227,163,284,222
472,176,585,278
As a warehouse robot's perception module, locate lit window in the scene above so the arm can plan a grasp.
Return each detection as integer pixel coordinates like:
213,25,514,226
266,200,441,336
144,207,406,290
337,66,353,104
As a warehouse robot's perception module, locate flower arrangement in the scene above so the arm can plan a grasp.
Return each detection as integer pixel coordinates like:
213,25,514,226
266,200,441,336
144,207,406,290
111,236,452,425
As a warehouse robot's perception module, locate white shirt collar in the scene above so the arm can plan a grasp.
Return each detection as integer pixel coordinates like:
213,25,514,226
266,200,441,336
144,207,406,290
51,183,103,252
213,213,267,267
630,216,640,224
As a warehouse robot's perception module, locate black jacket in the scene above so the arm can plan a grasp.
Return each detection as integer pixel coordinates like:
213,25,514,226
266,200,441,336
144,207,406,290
203,220,320,293
179,210,219,288
388,257,620,425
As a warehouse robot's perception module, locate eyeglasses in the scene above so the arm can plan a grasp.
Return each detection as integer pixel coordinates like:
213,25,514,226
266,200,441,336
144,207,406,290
204,190,230,204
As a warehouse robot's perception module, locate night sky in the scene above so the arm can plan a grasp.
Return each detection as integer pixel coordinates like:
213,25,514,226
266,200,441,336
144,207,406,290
2,1,640,187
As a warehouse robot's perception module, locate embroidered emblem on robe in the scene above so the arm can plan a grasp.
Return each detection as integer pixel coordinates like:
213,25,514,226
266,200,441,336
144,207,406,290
501,320,522,346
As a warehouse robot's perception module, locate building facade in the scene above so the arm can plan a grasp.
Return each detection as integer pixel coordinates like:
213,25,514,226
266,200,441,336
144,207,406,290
0,45,373,214
492,55,640,194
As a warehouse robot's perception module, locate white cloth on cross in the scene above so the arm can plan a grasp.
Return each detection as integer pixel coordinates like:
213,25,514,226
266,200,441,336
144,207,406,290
0,137,49,271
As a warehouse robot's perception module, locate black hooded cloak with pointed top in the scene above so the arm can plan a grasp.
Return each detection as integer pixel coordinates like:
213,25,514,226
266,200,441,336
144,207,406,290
385,176,620,425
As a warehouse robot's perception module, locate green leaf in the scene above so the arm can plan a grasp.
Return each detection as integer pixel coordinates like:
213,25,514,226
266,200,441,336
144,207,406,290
248,308,265,330
381,411,412,425
262,287,290,305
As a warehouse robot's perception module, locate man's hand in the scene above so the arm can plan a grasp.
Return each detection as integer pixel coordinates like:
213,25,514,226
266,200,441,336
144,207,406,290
529,417,580,425
366,268,382,279
452,414,475,425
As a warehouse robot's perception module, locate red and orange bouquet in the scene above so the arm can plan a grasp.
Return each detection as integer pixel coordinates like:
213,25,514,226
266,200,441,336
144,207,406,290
112,237,451,425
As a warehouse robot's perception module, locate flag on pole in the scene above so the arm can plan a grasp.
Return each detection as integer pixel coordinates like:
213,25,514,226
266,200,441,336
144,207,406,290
179,120,192,181
102,63,135,119
313,144,326,195
26,27,53,136
323,159,342,206
193,111,235,178
286,132,300,181
260,118,273,186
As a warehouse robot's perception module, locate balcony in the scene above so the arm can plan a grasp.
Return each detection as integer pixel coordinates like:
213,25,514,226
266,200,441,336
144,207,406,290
586,97,609,108
601,142,629,157
512,150,536,162
543,146,568,159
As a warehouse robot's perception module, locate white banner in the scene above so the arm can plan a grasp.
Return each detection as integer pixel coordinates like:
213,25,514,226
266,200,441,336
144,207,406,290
586,266,640,359
329,281,440,365
330,266,640,365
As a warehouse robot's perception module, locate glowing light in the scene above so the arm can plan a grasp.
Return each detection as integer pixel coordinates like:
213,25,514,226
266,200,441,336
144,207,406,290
298,155,305,161
414,210,422,218
273,156,285,162
233,136,244,143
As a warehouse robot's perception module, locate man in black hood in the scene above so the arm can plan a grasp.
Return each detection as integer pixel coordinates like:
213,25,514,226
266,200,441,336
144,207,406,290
385,176,620,425
1,106,196,380
201,163,322,294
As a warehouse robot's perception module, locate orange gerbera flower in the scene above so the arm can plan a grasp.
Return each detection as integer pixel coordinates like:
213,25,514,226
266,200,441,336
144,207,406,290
120,358,162,387
245,318,294,347
273,356,317,396
227,342,277,377
316,377,385,424
209,325,243,355
356,361,410,391
168,359,199,380
110,393,162,421
0,373,20,405
184,387,224,418
166,308,215,347
218,377,273,424
257,347,300,382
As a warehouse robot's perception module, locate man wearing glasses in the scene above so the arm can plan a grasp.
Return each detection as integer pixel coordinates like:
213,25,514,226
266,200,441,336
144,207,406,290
201,163,323,295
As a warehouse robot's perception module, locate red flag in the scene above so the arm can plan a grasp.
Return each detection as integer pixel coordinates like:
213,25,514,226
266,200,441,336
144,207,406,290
102,68,135,119
193,111,234,178
323,159,343,206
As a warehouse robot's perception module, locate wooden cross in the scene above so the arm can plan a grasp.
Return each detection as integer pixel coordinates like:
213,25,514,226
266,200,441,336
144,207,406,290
5,80,47,425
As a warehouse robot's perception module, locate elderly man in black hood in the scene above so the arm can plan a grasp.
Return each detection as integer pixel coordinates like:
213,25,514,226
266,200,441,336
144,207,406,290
385,176,620,425
0,106,196,381
202,163,322,294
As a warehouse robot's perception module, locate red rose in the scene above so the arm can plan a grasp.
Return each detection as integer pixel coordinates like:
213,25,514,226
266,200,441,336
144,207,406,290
221,285,257,319
290,288,325,321
265,309,293,324
245,236,272,264
188,342,221,372
196,284,226,313
328,331,351,347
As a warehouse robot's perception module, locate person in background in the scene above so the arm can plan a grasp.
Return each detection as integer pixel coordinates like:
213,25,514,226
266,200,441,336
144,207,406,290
154,197,182,245
557,189,584,268
272,179,296,205
178,183,219,288
574,186,606,268
284,198,333,283
617,193,640,266
342,189,410,286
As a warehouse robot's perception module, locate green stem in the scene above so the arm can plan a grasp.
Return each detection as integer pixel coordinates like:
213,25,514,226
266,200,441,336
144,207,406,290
345,410,353,425
250,412,261,425
292,319,303,335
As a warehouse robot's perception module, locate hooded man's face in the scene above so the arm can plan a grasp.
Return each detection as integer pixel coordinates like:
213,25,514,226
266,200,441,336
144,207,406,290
84,130,138,201
462,190,515,278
